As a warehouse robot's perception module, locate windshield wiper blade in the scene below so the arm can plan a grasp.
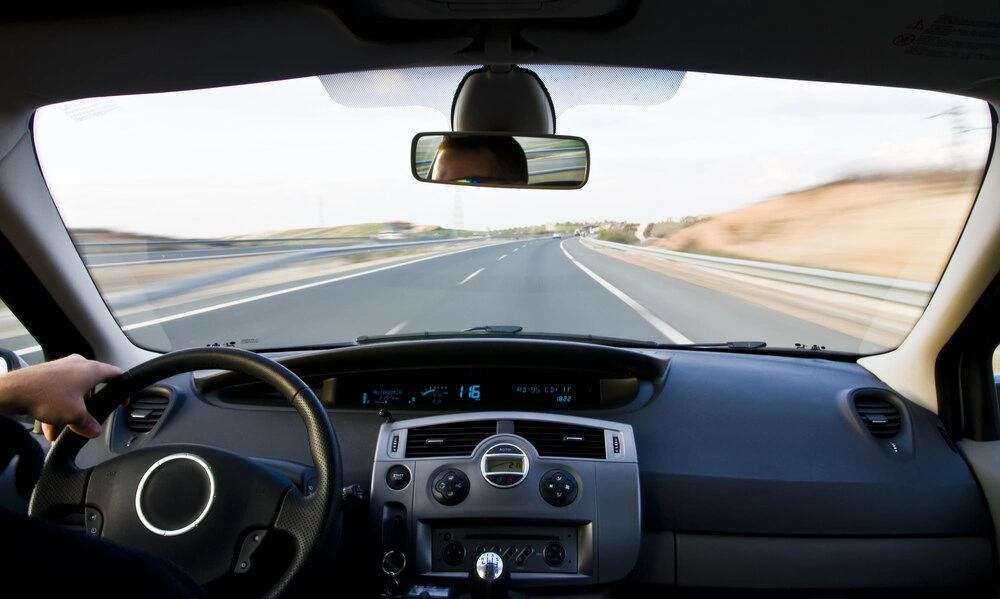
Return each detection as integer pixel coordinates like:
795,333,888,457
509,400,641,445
657,340,768,350
357,325,525,344
462,325,523,334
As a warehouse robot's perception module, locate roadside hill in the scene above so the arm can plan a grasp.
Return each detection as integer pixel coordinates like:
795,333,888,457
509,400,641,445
651,171,982,283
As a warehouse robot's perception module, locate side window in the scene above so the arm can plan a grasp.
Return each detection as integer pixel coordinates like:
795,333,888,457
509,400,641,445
994,345,1000,391
0,299,42,368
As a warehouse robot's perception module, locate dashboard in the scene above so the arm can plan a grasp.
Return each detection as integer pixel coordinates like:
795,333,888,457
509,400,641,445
335,375,606,409
83,338,996,594
370,412,640,586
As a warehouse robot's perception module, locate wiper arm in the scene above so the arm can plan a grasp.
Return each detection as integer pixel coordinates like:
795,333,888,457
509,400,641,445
357,325,524,345
657,340,768,350
462,325,523,334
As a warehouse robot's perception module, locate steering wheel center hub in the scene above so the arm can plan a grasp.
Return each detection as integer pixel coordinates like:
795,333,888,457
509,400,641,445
136,453,215,536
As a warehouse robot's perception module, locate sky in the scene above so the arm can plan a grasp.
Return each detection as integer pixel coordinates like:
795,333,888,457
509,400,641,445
31,66,994,239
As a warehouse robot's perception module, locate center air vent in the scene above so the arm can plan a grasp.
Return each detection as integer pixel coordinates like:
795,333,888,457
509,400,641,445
514,421,606,459
853,393,902,439
405,421,497,458
125,391,170,433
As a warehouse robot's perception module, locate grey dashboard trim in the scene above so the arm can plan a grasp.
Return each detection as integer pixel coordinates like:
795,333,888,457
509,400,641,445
370,411,641,587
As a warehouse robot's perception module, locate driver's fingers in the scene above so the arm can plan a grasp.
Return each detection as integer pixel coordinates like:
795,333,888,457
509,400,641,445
88,361,124,386
45,414,101,441
41,422,61,443
42,406,124,442
70,411,102,438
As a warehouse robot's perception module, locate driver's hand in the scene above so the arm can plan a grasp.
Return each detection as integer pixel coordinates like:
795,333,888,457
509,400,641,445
0,354,123,442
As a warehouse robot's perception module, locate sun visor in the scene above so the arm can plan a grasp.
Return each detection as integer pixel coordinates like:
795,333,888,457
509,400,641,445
450,66,555,134
318,65,685,127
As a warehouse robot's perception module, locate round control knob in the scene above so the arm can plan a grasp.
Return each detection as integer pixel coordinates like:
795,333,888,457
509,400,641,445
543,543,566,566
539,469,578,506
443,541,466,566
432,469,470,506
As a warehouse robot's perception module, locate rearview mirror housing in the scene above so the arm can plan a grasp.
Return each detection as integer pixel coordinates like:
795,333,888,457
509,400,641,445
412,132,589,190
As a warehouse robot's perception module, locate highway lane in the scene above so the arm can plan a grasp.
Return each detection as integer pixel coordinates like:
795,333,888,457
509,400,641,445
123,238,664,350
563,238,872,352
116,236,869,353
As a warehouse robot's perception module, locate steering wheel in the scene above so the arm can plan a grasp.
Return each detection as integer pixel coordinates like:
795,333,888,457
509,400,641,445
28,347,342,598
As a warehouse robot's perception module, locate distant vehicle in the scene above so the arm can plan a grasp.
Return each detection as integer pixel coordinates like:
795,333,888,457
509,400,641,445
552,232,562,238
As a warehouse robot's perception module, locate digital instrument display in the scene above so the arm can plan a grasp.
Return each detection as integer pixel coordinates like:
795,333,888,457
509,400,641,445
333,372,599,409
485,457,524,473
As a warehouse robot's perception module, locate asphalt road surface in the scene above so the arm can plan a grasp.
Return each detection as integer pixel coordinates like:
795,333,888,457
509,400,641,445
107,237,867,353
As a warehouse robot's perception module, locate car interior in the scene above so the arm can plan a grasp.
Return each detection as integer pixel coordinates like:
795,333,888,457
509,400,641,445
2,1,1000,598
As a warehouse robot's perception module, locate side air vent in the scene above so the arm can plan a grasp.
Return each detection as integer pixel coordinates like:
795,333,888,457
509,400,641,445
405,421,497,458
514,421,607,459
125,390,170,433
853,393,902,439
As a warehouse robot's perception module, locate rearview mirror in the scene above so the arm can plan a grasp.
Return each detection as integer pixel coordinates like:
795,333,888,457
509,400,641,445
412,132,589,190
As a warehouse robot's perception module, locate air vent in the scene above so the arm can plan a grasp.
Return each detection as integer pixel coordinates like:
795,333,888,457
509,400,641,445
405,421,497,458
514,421,607,459
853,394,901,439
125,392,170,433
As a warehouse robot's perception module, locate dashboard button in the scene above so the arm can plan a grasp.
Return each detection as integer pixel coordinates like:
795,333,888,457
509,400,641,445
540,470,579,507
385,465,411,490
432,469,471,506
443,541,466,566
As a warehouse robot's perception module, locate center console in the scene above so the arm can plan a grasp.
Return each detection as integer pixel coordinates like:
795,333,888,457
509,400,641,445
370,412,641,595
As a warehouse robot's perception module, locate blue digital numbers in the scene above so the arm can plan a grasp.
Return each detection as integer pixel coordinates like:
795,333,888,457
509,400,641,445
458,384,482,400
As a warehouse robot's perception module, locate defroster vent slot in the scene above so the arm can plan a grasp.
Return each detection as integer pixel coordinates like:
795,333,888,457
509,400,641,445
514,420,607,459
405,420,497,457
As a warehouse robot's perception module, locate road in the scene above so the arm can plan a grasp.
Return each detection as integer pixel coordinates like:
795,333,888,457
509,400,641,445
106,237,866,353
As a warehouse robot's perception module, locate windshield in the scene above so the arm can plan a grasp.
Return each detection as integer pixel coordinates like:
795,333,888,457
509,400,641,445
28,66,993,356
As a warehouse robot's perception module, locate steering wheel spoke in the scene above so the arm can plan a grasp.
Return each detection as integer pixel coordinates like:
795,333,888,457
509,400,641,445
27,455,92,521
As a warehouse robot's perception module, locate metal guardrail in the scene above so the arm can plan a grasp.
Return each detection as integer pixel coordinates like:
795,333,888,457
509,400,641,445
80,236,492,268
75,236,372,251
582,238,934,307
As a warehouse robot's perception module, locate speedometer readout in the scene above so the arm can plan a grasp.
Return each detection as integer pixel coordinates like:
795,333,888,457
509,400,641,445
338,376,595,408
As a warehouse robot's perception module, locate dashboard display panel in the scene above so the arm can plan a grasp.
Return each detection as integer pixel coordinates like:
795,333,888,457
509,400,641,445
334,372,599,409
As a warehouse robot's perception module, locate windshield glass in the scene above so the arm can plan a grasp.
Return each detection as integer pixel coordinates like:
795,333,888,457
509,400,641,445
29,66,993,355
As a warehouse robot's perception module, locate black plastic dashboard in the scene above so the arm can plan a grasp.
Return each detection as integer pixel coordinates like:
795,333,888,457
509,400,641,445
88,338,996,593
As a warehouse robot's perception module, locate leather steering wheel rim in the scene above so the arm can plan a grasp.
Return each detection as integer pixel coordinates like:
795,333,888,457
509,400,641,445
28,347,342,598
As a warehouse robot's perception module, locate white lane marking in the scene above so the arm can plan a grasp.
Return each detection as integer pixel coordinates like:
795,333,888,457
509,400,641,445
559,240,693,344
385,321,408,335
121,244,496,331
458,268,485,286
14,345,42,357
513,248,519,252
497,254,507,261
